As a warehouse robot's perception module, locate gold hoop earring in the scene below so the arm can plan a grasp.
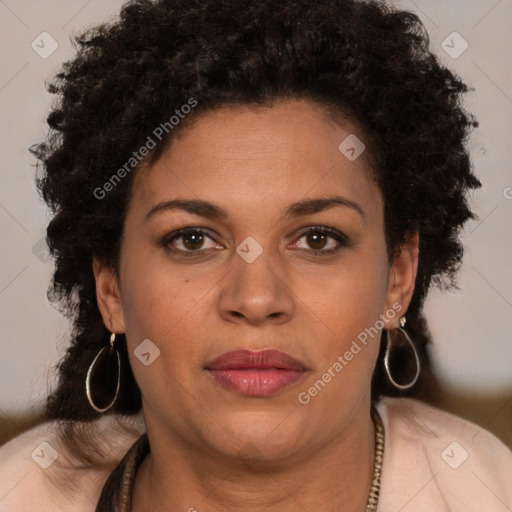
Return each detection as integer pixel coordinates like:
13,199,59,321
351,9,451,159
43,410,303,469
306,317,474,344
383,316,420,390
85,332,121,413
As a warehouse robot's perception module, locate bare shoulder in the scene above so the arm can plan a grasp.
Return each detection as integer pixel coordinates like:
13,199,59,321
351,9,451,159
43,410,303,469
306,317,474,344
0,414,145,512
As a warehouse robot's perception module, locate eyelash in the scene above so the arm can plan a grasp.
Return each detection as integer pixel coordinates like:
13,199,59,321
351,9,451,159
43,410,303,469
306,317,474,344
159,226,349,258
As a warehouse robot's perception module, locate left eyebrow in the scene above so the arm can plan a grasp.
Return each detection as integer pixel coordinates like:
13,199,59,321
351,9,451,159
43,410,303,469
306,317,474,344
283,196,365,219
144,195,365,222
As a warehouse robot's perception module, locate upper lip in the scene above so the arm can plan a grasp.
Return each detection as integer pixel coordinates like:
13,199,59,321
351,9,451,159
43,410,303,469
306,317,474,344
205,349,307,371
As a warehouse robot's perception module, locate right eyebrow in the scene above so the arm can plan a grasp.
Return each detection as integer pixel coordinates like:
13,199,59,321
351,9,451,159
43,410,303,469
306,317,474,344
144,199,228,222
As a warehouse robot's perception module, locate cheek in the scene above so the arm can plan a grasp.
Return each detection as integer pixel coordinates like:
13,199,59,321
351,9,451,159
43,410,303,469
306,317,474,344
120,281,210,420
118,250,202,369
303,251,389,345
294,247,389,399
119,234,204,332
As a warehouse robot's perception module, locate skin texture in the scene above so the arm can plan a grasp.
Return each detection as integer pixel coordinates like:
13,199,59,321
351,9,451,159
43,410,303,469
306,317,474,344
94,98,419,511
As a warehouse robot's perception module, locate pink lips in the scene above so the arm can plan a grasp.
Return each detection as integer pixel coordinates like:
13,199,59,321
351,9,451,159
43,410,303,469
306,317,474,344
205,349,308,397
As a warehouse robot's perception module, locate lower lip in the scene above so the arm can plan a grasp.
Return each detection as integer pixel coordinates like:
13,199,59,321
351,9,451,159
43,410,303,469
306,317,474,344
207,369,306,396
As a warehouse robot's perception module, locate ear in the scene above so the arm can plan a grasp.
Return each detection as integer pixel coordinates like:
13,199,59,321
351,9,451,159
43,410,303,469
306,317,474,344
383,231,419,329
93,257,126,333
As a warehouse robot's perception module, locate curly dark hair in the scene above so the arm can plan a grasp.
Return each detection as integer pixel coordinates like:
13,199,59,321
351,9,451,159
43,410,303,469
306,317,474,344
31,0,480,451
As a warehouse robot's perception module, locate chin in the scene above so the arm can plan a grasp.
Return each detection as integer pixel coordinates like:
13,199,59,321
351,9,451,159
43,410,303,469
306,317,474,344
205,409,308,462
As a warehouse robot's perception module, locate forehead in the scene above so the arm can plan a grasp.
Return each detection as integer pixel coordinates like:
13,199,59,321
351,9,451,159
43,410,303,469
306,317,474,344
129,99,381,223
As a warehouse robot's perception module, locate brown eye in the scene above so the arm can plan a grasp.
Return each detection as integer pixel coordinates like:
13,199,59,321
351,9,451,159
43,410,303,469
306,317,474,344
294,227,348,255
160,228,220,257
305,231,329,250
181,231,206,250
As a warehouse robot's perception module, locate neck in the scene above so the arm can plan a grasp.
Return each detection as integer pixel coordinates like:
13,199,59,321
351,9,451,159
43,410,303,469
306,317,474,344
132,405,376,512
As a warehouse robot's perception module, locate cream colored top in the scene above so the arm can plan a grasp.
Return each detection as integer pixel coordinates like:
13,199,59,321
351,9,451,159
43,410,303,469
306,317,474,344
0,397,511,511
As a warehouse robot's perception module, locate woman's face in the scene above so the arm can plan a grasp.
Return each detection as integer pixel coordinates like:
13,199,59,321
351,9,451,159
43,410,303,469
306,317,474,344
95,98,417,461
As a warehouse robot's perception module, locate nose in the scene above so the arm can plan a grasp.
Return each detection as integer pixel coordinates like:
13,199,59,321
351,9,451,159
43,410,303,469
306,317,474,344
217,244,295,326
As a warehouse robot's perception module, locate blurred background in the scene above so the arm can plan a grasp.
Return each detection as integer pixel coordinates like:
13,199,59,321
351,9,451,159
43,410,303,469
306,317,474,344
1,0,511,448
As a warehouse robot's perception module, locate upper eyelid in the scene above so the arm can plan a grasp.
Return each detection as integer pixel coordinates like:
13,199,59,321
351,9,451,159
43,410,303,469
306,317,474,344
164,226,346,248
